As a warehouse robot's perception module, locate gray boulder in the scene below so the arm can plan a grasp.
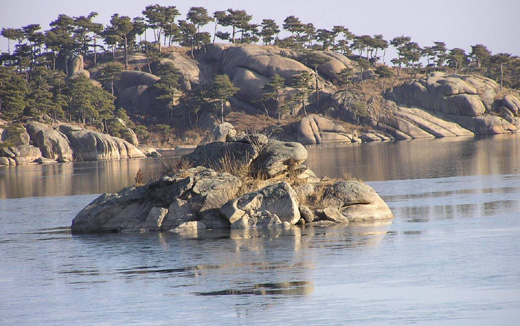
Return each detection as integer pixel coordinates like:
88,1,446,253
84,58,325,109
115,71,160,92
72,166,241,233
59,125,145,161
183,140,259,171
386,73,497,117
68,55,90,79
298,114,352,144
221,181,301,228
316,207,349,224
25,121,73,162
114,118,139,146
1,126,30,146
211,122,237,142
341,196,394,222
322,180,379,208
0,145,42,165
231,210,282,229
318,52,357,81
252,140,308,178
502,95,520,115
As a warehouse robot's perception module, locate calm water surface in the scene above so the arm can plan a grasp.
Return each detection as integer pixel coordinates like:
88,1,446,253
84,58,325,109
1,135,520,325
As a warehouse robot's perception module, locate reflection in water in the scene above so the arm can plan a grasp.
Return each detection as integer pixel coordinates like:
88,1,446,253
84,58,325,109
0,158,167,199
2,134,520,199
307,134,520,181
197,280,314,296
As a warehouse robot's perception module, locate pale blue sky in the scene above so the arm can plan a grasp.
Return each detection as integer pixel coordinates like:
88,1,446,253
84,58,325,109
1,0,519,61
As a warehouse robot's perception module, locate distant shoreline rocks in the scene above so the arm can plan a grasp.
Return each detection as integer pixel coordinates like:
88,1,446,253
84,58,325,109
0,120,144,166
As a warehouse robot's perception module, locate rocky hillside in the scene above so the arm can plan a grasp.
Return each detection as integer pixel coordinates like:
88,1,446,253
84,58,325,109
381,72,520,139
6,44,517,164
104,44,520,143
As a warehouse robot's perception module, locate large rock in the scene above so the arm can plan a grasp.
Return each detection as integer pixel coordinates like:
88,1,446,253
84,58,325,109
501,95,520,115
383,73,520,136
322,180,379,208
72,167,241,233
341,196,394,222
221,182,300,228
209,122,237,142
216,45,312,103
183,140,259,171
25,121,73,162
115,71,160,92
59,125,145,161
320,180,393,222
68,55,90,79
386,73,498,117
0,145,42,165
1,125,30,146
298,114,352,144
114,118,139,146
251,140,308,177
318,52,357,81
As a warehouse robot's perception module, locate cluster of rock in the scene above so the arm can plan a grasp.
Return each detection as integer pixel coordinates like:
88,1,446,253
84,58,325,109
0,121,145,166
297,114,391,144
117,44,357,124
71,135,393,234
382,72,520,139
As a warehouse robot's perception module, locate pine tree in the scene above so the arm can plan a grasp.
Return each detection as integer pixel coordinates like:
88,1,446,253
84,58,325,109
262,74,286,121
0,67,28,120
205,74,239,123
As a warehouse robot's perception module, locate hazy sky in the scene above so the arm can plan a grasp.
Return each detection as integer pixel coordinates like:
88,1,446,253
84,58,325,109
1,0,519,60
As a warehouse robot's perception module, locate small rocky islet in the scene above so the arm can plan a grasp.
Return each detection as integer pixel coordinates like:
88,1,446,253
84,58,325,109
71,133,393,234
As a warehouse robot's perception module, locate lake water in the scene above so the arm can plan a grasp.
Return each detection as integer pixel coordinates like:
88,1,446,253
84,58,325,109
1,135,520,325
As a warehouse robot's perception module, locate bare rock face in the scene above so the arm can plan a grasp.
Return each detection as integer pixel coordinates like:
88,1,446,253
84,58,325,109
318,52,357,81
59,125,144,161
386,72,498,117
0,145,42,165
25,121,73,162
221,182,301,228
183,141,259,171
216,45,312,104
115,71,160,92
252,140,308,178
1,126,30,146
68,55,90,79
319,180,393,222
208,122,237,143
298,114,352,144
383,73,520,136
72,167,241,233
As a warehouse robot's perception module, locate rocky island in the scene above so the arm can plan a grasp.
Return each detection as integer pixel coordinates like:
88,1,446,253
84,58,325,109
71,134,393,233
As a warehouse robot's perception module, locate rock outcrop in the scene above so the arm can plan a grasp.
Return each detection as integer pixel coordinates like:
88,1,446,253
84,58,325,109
298,114,353,144
115,71,160,114
68,55,90,79
59,124,145,161
25,121,73,162
0,121,145,166
71,136,393,234
383,73,520,137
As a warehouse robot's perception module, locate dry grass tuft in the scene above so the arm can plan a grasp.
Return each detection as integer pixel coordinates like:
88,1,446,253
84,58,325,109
134,169,144,186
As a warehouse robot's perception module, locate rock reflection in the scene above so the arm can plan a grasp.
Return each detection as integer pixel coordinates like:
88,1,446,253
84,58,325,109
306,134,520,181
196,280,314,296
